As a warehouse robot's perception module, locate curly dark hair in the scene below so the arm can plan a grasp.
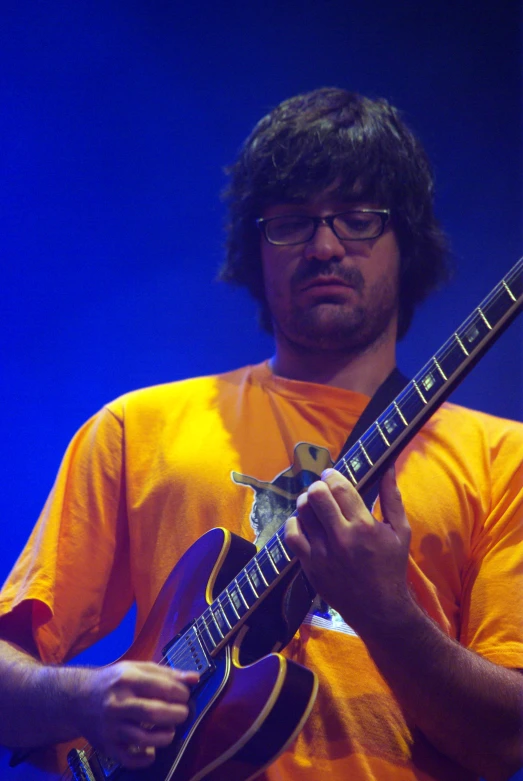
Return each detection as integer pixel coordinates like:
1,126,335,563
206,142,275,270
219,88,450,340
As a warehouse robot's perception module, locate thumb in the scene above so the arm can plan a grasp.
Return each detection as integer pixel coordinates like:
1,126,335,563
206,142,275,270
379,465,411,543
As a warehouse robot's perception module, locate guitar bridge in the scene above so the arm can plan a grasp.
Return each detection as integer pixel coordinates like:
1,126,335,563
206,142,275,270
67,748,97,781
67,747,120,780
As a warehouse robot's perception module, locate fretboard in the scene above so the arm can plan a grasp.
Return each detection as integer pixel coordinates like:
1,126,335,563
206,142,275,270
196,257,523,656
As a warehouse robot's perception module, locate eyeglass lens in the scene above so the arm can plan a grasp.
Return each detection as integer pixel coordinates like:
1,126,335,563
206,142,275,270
266,211,386,244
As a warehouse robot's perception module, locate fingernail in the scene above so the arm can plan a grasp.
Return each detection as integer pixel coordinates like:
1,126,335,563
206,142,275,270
296,492,307,508
321,468,335,480
180,671,199,682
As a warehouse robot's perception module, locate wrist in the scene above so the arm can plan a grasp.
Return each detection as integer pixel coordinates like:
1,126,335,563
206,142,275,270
353,588,427,647
32,663,90,742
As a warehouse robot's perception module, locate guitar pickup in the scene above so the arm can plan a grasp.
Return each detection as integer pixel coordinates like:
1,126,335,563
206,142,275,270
162,622,215,678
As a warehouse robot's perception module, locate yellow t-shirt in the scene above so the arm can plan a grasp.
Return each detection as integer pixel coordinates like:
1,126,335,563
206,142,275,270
1,361,523,780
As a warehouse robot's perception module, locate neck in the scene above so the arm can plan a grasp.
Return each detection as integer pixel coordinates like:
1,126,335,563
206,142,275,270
270,332,397,397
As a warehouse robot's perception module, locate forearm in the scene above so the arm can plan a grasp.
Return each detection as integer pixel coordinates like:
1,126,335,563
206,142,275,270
358,598,523,781
0,639,88,749
0,634,198,771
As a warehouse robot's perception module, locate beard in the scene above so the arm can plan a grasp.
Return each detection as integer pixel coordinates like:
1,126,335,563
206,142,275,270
269,264,399,357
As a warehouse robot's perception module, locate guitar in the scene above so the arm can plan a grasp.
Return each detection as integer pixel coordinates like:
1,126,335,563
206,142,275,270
1,257,522,781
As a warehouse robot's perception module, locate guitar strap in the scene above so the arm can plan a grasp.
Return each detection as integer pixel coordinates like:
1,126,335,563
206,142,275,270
334,366,409,510
279,366,409,646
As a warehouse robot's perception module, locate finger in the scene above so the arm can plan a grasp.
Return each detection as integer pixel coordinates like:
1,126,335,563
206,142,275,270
305,471,371,547
320,468,374,528
115,697,190,729
285,497,312,558
177,670,200,685
126,744,156,757
304,478,347,543
118,663,194,703
117,720,177,749
117,743,157,770
296,490,329,552
125,743,156,760
379,466,411,542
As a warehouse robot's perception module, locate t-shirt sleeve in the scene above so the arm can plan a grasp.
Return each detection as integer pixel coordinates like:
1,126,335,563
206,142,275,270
459,419,523,668
0,406,134,663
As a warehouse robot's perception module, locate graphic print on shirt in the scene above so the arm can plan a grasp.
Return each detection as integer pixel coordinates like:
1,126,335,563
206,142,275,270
231,442,358,637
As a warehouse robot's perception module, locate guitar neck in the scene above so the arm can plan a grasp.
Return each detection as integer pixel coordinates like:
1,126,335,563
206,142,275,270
336,257,523,497
169,258,523,662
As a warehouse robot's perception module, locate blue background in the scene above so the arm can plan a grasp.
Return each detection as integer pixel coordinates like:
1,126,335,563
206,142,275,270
1,0,521,676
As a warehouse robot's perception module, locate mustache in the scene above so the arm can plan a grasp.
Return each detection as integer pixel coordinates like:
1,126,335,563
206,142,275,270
291,261,365,292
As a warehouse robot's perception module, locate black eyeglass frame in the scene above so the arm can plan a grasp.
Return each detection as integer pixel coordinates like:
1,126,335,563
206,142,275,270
256,208,391,246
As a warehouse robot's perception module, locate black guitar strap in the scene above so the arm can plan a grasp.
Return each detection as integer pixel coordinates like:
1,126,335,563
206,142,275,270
334,366,409,510
279,366,410,643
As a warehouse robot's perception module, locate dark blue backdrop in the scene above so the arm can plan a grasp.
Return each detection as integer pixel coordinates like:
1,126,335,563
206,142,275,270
1,1,521,667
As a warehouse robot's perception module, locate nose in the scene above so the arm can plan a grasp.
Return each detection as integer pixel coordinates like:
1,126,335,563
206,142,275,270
303,220,346,262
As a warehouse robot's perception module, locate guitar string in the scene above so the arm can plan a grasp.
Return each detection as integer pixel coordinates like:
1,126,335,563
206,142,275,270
332,274,522,488
69,543,293,770
153,274,523,745
162,523,308,671
164,268,522,667
69,267,523,776
168,269,523,668
77,274,523,762
165,274,523,667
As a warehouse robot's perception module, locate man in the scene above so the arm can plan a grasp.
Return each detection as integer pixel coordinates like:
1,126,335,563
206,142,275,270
0,88,522,781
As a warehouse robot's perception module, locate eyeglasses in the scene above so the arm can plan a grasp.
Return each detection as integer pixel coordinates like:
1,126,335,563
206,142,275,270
256,209,391,246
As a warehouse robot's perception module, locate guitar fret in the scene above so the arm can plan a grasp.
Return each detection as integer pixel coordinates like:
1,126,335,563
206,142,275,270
238,571,258,603
234,577,251,609
503,279,516,302
506,261,523,298
413,380,427,404
258,551,279,584
216,597,233,629
344,446,371,481
433,357,447,380
340,455,358,484
267,542,286,572
244,569,259,598
400,386,426,423
477,307,492,330
462,311,491,347
485,287,515,326
254,559,269,587
393,400,408,426
266,550,280,575
211,610,225,638
359,440,373,466
208,614,224,643
358,427,385,467
203,624,217,653
226,585,244,618
438,339,466,377
275,533,292,562
454,332,469,356
228,598,241,620
199,619,217,651
376,421,390,447
380,407,403,442
420,371,437,395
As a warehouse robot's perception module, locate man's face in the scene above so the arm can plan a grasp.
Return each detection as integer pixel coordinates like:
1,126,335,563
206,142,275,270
260,193,401,356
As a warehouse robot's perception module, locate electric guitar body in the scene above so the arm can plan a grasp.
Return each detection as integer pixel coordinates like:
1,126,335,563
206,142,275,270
2,257,522,781
0,527,318,781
